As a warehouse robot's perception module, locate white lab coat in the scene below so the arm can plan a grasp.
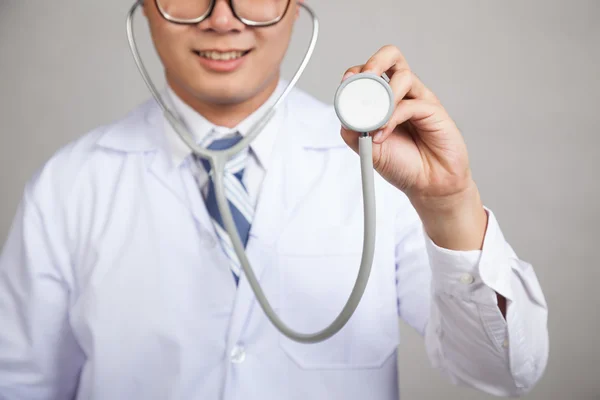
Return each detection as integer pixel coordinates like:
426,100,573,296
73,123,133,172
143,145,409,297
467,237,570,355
0,82,549,400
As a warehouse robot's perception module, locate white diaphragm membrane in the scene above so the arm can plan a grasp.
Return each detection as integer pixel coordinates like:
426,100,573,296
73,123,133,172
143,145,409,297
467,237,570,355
334,73,394,133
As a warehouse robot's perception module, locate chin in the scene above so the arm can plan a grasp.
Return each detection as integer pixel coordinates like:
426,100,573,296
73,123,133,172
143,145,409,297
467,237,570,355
194,80,254,104
189,73,272,104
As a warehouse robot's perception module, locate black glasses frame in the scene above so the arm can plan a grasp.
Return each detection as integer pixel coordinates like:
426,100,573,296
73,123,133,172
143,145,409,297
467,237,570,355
154,0,293,27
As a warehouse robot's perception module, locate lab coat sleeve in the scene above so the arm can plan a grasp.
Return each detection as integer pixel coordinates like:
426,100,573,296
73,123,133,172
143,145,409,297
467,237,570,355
395,204,549,397
0,187,82,399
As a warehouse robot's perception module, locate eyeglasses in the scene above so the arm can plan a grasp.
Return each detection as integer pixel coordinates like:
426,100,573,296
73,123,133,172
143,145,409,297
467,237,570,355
154,0,293,27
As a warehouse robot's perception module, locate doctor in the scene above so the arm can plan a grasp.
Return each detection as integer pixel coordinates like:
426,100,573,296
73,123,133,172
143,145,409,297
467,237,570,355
0,0,549,399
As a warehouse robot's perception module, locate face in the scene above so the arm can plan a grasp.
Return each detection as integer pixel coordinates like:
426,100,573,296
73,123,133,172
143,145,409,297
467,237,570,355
143,0,300,108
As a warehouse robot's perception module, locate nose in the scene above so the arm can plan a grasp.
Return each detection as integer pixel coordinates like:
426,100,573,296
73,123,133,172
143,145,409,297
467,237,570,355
199,0,245,33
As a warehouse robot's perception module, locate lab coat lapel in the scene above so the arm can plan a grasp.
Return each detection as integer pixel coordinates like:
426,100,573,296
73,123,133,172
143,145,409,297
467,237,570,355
146,149,212,229
240,102,347,282
107,100,216,233
227,116,337,343
248,121,329,251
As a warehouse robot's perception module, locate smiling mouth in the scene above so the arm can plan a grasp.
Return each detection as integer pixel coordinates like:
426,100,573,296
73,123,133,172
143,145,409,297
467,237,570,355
193,49,252,61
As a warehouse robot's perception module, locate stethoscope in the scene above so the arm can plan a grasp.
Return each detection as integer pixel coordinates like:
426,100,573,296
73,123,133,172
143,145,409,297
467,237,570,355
126,0,395,343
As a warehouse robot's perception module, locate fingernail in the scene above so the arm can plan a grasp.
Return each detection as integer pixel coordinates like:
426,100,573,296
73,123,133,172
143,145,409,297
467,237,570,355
373,130,384,142
342,71,355,81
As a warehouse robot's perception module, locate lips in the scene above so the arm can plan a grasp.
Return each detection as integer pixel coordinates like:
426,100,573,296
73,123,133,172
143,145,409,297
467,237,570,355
192,49,253,72
194,49,251,61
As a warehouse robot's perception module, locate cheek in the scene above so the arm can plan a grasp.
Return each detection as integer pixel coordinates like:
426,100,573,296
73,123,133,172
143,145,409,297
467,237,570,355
256,26,293,66
148,21,189,68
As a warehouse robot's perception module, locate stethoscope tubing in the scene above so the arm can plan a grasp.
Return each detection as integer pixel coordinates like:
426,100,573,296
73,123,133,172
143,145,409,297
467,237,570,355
126,0,376,343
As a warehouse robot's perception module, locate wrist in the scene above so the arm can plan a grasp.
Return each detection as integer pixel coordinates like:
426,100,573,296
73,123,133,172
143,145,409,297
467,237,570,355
410,180,489,251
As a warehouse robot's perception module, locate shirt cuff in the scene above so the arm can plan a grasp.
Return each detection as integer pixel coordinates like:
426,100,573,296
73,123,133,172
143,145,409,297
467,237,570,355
425,206,515,305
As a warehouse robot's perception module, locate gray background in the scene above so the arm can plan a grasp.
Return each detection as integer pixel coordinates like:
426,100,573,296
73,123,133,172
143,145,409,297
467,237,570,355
0,0,598,399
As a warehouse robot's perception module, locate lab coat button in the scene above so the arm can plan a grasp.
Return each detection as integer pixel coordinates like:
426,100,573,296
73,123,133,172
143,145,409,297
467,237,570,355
460,273,474,285
503,339,509,348
230,345,246,364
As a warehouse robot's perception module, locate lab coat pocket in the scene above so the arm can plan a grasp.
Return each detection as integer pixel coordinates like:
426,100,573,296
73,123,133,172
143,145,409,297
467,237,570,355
276,241,399,370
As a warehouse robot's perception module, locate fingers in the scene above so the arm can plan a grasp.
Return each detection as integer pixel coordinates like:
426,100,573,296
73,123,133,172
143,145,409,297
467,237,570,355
387,69,413,105
362,44,409,77
340,45,442,149
341,64,364,81
354,45,438,103
387,69,439,104
372,99,439,144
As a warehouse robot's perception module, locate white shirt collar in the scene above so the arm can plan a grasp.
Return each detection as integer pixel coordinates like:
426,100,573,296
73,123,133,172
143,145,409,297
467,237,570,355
163,80,287,169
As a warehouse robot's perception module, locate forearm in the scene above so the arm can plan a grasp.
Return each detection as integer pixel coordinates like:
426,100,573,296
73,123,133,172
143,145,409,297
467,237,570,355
410,180,487,252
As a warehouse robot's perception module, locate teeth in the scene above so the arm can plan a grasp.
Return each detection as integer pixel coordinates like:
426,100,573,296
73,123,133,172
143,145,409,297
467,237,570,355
198,50,245,60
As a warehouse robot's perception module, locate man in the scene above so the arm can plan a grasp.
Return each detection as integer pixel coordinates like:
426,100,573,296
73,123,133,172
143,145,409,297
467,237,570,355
0,0,549,399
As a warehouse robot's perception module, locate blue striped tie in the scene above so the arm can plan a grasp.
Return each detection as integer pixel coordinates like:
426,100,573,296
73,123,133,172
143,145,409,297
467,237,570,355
195,132,252,285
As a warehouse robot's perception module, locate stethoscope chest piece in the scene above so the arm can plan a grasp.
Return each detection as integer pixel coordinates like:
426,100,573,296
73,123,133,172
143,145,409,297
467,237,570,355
334,73,394,133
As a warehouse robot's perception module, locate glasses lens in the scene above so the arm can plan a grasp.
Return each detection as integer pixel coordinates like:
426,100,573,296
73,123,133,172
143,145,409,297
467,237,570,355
233,0,289,24
156,0,290,24
156,0,212,21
